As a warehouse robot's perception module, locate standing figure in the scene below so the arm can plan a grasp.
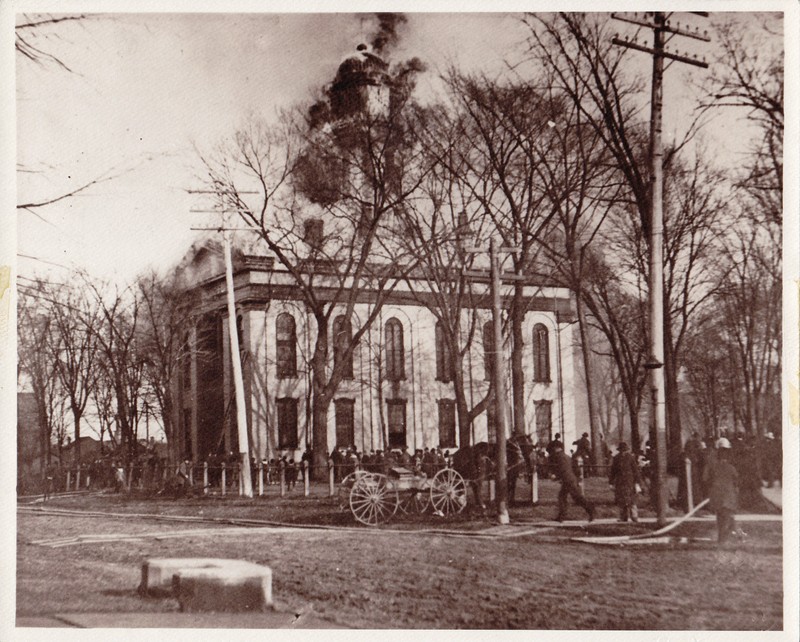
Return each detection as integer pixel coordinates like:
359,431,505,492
551,442,594,522
608,442,642,522
703,437,740,544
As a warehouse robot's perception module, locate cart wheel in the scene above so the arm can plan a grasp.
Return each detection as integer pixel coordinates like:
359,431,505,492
430,468,467,515
349,473,398,526
338,470,366,511
398,487,430,514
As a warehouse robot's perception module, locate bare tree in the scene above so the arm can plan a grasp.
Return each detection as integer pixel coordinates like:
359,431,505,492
438,72,565,439
37,280,101,464
395,117,496,447
137,270,196,460
198,48,431,476
697,14,782,442
17,281,64,470
85,279,146,463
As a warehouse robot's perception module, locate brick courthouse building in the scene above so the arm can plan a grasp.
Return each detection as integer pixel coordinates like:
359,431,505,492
171,241,578,464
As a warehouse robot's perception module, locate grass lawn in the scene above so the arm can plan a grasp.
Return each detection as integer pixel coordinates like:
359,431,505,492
15,478,784,630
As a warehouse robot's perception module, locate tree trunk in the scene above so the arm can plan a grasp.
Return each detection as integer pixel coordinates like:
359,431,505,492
510,287,525,436
311,317,330,480
576,294,600,468
663,300,683,474
628,401,641,455
663,352,683,474
72,407,82,465
453,362,472,448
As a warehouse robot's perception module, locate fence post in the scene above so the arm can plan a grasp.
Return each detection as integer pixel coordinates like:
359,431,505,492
280,460,286,497
126,466,133,493
258,461,264,496
66,469,71,492
75,467,81,491
685,457,694,512
221,462,227,497
303,460,310,497
489,478,496,502
203,462,209,496
328,458,335,497
532,466,539,505
578,456,585,492
238,463,243,496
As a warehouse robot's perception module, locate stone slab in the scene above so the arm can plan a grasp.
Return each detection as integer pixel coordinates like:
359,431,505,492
140,557,273,612
139,557,263,595
173,566,273,613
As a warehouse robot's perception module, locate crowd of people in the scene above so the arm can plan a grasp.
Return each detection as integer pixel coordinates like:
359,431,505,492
678,430,781,512
328,445,452,482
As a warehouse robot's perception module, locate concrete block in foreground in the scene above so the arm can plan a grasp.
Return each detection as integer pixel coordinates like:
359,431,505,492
139,557,273,612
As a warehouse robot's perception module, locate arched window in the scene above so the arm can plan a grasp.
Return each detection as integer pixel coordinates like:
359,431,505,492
483,321,495,381
276,313,297,379
385,317,405,381
533,323,550,382
333,315,353,380
435,321,453,383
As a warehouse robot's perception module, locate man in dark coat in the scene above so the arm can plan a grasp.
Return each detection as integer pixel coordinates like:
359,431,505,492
608,442,642,522
551,442,594,522
546,433,563,478
703,437,740,544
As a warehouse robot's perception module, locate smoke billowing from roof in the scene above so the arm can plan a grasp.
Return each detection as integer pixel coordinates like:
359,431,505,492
370,13,407,55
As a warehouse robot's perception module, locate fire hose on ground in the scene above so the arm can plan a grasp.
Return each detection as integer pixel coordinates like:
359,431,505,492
571,498,711,545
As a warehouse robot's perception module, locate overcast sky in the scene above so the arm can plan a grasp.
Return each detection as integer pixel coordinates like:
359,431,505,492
11,9,785,286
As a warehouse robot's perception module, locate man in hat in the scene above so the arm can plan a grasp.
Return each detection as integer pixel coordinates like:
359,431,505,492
551,442,594,522
608,442,642,522
703,437,741,544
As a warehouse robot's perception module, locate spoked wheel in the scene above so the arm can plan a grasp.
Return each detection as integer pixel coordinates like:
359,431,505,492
349,473,399,526
398,486,430,514
338,470,368,511
430,468,468,515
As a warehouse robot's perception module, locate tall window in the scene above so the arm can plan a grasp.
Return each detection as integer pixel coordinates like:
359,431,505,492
276,313,297,379
534,400,553,446
385,317,405,381
332,315,353,379
483,321,495,381
387,399,407,448
435,321,453,383
276,397,299,449
438,399,456,448
335,398,355,448
533,323,551,382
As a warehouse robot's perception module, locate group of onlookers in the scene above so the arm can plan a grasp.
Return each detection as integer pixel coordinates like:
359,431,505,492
328,445,452,481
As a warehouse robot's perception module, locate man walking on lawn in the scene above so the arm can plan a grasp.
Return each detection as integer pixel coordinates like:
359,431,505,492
551,442,594,522
608,442,642,522
704,437,741,544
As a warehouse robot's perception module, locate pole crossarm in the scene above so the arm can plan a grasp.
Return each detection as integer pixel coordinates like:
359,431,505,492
611,12,711,42
612,38,709,68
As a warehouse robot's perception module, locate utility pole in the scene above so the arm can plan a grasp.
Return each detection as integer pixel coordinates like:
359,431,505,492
490,238,510,525
190,192,259,498
612,11,709,527
465,239,523,525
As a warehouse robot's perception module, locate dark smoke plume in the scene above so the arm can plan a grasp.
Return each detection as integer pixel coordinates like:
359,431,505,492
371,13,407,55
